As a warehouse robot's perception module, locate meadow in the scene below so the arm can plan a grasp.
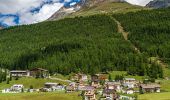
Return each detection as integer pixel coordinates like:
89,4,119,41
0,92,81,100
138,92,170,100
0,77,68,90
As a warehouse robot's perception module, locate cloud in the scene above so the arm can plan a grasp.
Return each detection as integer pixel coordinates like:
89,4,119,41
125,0,153,6
0,0,78,26
0,0,152,27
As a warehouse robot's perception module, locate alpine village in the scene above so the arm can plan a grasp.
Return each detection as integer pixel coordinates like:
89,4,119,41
0,0,170,100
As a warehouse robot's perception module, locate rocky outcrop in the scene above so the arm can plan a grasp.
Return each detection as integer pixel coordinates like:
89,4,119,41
0,27,3,30
146,0,170,8
48,0,125,21
48,0,85,21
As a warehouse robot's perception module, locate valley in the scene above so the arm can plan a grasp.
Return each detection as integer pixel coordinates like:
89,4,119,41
0,0,170,100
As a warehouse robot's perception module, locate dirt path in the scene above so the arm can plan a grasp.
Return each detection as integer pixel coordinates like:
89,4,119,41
112,16,167,68
114,19,129,40
111,17,140,53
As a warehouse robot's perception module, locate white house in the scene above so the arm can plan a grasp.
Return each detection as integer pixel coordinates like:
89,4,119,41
10,70,30,77
10,84,24,93
123,78,137,88
43,82,65,91
126,88,134,94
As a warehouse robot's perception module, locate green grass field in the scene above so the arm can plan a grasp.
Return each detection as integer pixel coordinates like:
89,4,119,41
139,92,170,100
0,77,68,90
0,92,81,100
109,71,145,81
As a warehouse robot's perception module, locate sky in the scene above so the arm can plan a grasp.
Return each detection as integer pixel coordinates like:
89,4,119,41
0,0,152,27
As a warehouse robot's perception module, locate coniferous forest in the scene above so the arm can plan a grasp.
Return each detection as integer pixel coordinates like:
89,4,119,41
113,8,170,65
0,10,166,78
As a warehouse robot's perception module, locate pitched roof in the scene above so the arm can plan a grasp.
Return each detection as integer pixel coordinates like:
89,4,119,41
66,86,75,90
30,68,48,71
82,86,95,91
103,89,116,94
105,81,121,85
124,78,136,81
10,70,28,73
45,82,58,85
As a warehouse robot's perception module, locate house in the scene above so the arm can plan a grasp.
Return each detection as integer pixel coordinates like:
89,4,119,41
71,73,88,82
120,95,135,100
91,75,100,88
91,80,100,88
40,82,64,92
79,74,88,81
126,88,134,94
77,81,88,91
79,86,95,91
102,89,119,100
66,86,75,93
66,82,77,92
52,84,65,91
10,84,24,93
10,70,30,77
140,84,161,93
91,75,99,81
105,81,122,92
98,74,107,81
44,82,58,88
30,68,49,78
123,78,137,88
84,87,96,100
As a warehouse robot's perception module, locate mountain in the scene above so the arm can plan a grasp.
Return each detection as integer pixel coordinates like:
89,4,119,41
48,0,142,20
0,26,3,30
146,0,170,8
48,0,85,21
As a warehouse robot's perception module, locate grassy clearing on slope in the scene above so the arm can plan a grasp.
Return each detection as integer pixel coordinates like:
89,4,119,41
0,92,81,100
138,92,170,100
158,80,170,92
0,77,68,90
109,71,146,81
69,2,146,17
51,73,69,80
109,71,147,81
163,68,170,78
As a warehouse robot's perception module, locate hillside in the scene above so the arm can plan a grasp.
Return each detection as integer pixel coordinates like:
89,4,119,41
146,0,170,8
113,7,170,67
49,0,146,20
0,2,168,79
0,15,148,75
68,2,145,17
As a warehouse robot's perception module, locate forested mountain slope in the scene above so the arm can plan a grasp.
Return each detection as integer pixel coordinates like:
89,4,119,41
113,7,170,66
0,13,162,78
0,15,147,75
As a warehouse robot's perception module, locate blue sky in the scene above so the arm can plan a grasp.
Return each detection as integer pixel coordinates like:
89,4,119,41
0,0,151,27
0,0,81,27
